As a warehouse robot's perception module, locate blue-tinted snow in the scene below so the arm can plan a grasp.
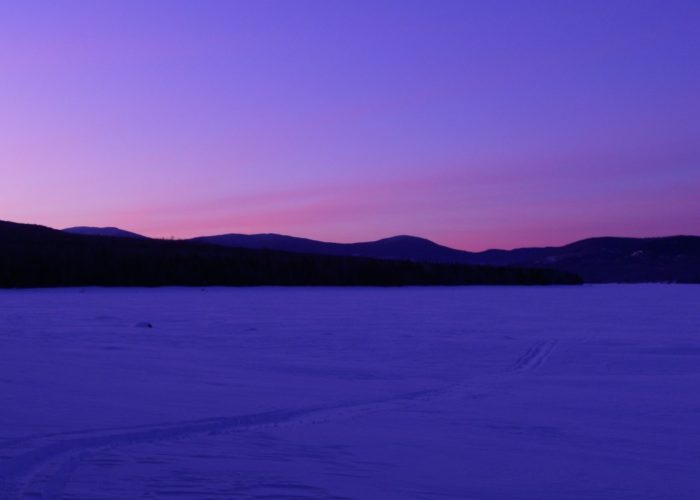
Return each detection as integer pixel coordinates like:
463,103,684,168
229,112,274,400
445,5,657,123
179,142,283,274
0,285,699,499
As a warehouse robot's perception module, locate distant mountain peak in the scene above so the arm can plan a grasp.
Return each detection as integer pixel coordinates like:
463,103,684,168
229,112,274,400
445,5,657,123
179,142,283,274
63,226,147,239
374,235,445,246
378,235,433,242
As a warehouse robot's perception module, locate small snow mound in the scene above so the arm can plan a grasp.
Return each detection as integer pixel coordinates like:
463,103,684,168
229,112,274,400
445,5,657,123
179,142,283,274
135,322,153,328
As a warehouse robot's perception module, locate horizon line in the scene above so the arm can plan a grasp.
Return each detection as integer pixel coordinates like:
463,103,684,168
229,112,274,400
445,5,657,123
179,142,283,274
28,219,700,253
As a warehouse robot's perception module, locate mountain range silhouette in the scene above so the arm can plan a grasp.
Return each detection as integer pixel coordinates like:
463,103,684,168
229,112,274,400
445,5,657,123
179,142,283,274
61,225,700,283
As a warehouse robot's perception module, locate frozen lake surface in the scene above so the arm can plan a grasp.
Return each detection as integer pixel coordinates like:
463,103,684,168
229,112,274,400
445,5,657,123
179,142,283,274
1,285,699,499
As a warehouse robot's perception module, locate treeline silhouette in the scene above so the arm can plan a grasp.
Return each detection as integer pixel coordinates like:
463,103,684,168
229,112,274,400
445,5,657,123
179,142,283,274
0,220,582,287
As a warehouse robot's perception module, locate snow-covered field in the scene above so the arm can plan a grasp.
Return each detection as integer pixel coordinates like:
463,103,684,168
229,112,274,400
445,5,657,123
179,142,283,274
1,285,699,499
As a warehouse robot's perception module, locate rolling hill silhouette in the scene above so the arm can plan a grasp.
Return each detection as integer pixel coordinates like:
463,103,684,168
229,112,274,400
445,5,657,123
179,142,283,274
0,220,579,287
64,226,148,239
60,226,700,283
191,232,700,283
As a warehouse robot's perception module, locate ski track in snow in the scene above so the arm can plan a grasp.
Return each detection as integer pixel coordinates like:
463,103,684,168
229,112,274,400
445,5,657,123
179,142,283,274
0,384,468,500
512,340,558,373
3,286,699,499
0,339,558,500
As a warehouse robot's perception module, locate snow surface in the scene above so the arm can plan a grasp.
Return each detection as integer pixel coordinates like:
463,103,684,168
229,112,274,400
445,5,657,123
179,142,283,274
0,285,699,499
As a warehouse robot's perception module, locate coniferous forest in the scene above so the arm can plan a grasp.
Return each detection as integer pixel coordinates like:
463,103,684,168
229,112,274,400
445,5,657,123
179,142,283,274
0,220,582,287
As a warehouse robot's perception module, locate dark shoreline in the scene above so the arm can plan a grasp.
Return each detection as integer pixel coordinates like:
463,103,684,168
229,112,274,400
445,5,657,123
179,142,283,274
0,220,581,288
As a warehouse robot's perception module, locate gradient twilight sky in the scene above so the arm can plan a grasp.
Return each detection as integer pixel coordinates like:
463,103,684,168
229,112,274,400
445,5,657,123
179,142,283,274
1,1,698,250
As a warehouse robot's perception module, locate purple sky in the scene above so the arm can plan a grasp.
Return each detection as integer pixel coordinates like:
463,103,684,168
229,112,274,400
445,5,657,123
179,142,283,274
1,1,698,250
